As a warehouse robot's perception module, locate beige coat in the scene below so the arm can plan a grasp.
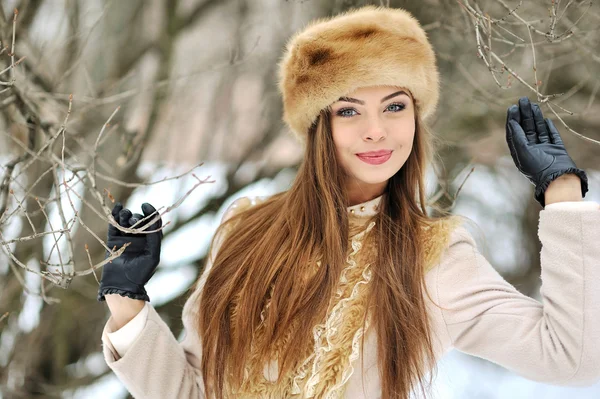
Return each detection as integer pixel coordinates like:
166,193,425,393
101,196,600,398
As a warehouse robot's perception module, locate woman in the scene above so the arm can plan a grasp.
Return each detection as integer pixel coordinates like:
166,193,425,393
98,5,600,399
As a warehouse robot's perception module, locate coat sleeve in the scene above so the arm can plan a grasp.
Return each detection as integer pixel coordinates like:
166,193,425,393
434,201,600,386
100,196,254,398
105,301,149,357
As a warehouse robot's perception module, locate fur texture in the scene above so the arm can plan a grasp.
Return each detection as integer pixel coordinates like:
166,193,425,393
277,5,439,143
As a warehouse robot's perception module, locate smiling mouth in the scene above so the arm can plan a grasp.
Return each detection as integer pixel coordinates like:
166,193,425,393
356,152,392,165
355,150,393,157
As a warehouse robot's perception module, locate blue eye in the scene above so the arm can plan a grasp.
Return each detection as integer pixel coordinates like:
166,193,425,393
335,102,406,118
387,102,406,112
337,108,357,117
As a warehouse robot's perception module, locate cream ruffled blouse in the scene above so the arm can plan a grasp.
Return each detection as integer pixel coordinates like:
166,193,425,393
230,195,382,398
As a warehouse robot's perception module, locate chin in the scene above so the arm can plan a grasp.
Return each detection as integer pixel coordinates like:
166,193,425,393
351,169,397,185
342,154,404,182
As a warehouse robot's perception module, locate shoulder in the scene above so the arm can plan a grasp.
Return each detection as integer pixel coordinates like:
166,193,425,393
422,216,477,272
221,195,271,224
185,195,272,308
441,224,479,265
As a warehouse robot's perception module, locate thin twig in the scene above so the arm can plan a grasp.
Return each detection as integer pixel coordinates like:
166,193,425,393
10,8,18,82
546,103,600,145
0,228,70,246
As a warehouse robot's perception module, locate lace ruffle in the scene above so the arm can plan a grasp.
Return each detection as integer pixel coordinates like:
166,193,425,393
293,221,376,398
231,220,377,398
97,288,149,302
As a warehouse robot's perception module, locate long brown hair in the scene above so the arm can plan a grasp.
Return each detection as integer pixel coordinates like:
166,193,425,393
195,99,465,398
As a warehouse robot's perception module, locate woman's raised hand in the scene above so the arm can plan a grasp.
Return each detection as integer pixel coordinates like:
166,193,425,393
97,202,163,302
505,96,588,207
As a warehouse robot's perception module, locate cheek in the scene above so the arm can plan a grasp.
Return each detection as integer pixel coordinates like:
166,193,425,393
406,129,416,144
393,120,416,144
331,126,354,151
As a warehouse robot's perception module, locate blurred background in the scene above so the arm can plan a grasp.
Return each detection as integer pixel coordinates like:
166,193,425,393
0,0,599,397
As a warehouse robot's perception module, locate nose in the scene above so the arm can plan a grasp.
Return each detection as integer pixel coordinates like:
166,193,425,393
363,117,386,141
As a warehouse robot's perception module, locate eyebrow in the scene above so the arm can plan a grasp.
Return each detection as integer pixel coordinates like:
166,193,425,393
336,90,410,105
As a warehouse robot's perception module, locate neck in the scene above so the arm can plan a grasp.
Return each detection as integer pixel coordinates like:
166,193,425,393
346,180,387,206
347,189,385,206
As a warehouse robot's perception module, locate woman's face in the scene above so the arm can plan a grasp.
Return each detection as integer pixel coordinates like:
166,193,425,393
330,85,416,204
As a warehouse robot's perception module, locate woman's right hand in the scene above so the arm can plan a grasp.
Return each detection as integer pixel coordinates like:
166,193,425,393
97,202,163,302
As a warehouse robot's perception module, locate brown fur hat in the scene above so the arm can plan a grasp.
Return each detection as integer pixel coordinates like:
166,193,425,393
277,5,439,143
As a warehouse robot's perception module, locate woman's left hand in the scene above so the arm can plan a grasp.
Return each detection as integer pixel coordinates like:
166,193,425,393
505,96,588,207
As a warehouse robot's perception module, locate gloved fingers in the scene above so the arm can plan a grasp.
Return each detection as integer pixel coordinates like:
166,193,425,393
111,202,123,219
531,104,549,144
129,213,144,231
108,202,123,237
145,219,162,262
142,202,163,241
507,119,529,162
506,105,520,154
506,104,526,152
118,209,133,228
507,104,520,124
518,97,537,144
545,118,564,146
141,203,162,229
141,202,158,218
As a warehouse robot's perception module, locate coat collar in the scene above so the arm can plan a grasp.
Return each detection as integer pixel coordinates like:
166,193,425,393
346,194,383,217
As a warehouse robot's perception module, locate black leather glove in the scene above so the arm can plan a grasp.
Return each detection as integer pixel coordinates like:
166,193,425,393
505,96,588,208
97,202,163,302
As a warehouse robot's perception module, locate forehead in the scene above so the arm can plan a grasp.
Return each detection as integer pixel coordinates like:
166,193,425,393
344,85,411,98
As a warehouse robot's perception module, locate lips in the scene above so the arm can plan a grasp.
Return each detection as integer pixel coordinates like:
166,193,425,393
356,150,392,157
356,150,392,165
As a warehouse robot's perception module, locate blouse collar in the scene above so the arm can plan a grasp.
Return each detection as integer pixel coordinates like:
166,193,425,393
346,193,383,217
